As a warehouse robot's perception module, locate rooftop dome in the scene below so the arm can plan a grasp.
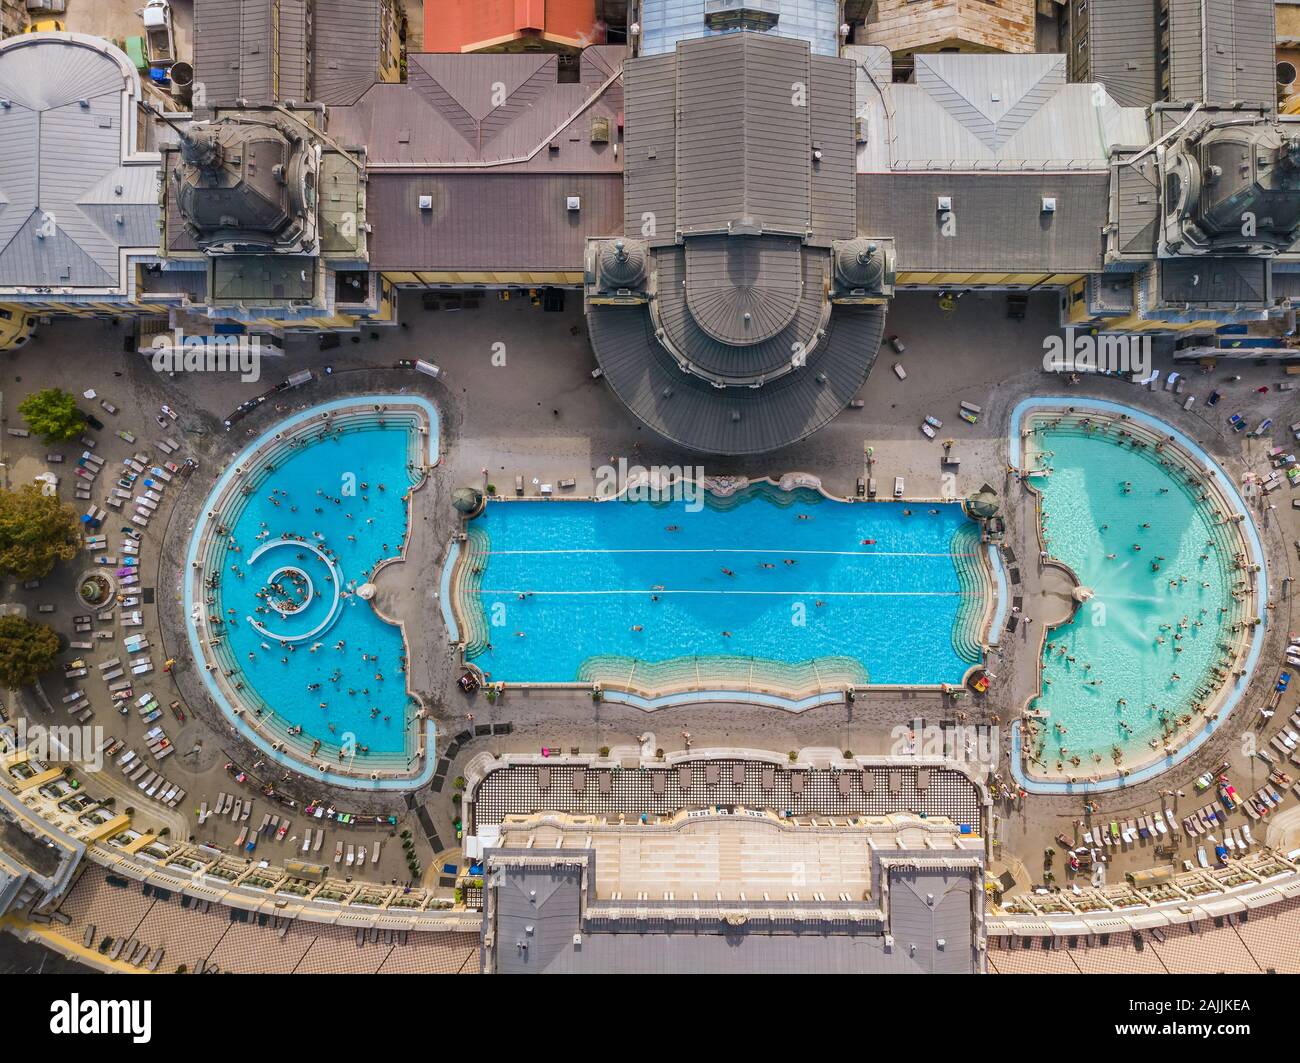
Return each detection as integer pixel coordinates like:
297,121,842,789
598,238,647,290
836,239,885,291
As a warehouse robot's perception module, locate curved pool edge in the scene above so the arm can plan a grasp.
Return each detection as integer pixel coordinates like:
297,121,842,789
602,688,848,712
1007,395,1269,795
985,543,1010,649
182,395,441,791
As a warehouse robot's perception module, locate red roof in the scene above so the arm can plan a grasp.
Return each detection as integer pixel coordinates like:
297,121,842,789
426,0,601,54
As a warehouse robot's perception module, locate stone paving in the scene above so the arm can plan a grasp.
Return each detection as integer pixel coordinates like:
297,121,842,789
3,287,1300,903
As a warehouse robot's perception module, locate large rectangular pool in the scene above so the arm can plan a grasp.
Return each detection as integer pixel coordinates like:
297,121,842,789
462,487,988,690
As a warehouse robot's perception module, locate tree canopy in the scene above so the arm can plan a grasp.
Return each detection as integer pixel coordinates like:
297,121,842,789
0,484,78,579
17,388,87,443
0,614,61,689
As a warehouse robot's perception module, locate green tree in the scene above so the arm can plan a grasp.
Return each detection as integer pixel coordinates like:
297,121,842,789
0,485,78,578
17,388,87,443
0,615,61,688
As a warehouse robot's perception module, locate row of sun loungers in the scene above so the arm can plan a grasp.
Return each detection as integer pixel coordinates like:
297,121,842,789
1083,808,1176,848
113,747,186,807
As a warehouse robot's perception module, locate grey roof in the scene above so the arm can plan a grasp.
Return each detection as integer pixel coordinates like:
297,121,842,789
588,300,885,455
326,48,625,170
1079,0,1160,108
195,0,383,108
312,0,382,106
658,239,830,380
484,853,981,974
367,173,623,272
1111,152,1160,258
194,0,310,107
0,34,160,292
676,33,812,236
1167,0,1276,108
1159,257,1270,306
857,172,1108,274
624,33,855,245
886,866,978,975
622,53,679,243
879,53,1149,172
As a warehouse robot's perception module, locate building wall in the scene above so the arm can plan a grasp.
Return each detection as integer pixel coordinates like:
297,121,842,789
861,0,1036,56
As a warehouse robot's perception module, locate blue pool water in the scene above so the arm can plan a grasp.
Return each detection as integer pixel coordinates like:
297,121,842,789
468,490,984,685
198,418,422,755
1028,421,1243,772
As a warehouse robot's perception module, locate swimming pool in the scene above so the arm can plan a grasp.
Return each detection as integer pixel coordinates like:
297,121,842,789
183,397,438,785
457,485,992,696
1017,401,1262,784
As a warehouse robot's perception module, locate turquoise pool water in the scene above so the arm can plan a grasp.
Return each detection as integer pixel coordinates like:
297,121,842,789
189,408,426,759
1028,421,1245,773
466,489,986,686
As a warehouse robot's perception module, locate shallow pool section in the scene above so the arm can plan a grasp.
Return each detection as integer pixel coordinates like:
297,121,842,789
1014,397,1265,789
458,487,991,694
183,397,438,788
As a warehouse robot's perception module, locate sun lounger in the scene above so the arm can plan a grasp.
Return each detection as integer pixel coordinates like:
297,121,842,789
241,801,252,821
371,843,380,864
302,828,312,853
1241,823,1255,846
346,844,355,865
314,830,324,852
235,827,247,847
334,842,343,863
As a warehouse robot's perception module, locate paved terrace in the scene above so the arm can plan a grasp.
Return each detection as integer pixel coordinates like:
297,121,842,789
5,286,1300,913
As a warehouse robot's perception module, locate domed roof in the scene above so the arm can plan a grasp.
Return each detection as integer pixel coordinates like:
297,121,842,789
836,239,884,291
599,239,646,289
452,487,483,514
